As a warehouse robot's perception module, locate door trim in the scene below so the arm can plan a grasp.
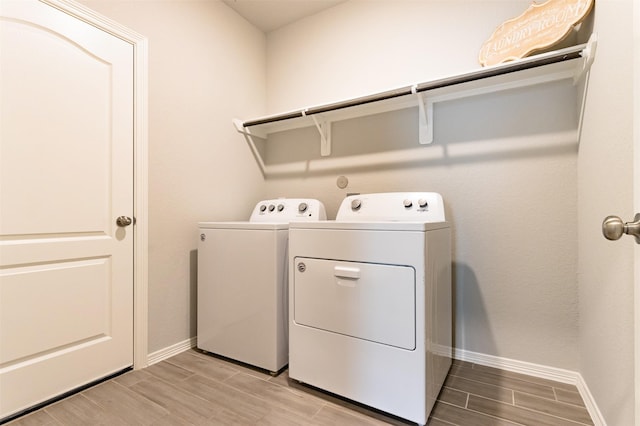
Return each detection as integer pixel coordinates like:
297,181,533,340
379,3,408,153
634,0,640,423
40,0,149,370
635,0,640,422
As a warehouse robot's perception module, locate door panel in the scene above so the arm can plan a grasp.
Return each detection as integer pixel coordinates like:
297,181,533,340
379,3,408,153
0,0,133,418
1,12,111,235
1,258,111,364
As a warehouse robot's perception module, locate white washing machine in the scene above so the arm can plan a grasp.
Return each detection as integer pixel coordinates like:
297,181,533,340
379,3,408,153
197,198,326,374
288,192,451,425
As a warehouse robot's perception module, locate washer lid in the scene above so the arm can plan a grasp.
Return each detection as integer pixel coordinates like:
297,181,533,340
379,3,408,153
198,221,289,230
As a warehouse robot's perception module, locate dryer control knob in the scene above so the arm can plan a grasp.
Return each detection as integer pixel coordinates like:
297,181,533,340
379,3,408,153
403,199,413,208
259,204,267,212
418,199,428,208
298,202,308,213
351,199,362,211
277,204,285,212
268,204,275,212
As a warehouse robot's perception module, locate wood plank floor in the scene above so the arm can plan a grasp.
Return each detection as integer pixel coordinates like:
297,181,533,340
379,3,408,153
5,349,593,425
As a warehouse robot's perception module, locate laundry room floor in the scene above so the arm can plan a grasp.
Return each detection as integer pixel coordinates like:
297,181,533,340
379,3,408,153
6,348,593,426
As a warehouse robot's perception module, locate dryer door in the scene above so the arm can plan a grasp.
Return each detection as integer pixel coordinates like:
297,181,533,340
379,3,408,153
293,257,416,350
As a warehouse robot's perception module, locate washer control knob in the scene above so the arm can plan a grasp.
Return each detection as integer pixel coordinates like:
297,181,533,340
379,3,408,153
268,204,275,212
259,204,267,212
277,204,285,212
298,202,308,213
403,199,413,208
418,198,428,208
351,199,362,211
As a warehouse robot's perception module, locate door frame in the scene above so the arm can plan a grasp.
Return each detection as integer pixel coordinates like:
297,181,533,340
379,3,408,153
635,0,640,423
41,0,149,370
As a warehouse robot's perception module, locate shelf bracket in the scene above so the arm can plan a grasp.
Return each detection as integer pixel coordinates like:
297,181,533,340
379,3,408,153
414,86,434,144
306,112,332,156
575,33,597,142
232,118,266,176
574,32,597,85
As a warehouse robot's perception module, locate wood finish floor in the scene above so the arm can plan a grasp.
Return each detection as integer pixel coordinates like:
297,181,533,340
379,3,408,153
6,349,593,426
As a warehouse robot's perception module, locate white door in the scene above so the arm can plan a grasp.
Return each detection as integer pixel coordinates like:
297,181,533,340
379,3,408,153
0,0,134,418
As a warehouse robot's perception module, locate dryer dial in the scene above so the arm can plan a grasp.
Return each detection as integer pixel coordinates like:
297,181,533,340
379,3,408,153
298,202,308,213
351,199,362,211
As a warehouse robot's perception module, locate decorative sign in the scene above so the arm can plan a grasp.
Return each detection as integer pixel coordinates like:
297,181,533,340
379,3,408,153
479,0,594,67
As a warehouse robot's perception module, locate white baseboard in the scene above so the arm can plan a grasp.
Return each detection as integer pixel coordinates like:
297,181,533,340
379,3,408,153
147,337,196,366
454,348,606,426
574,373,607,426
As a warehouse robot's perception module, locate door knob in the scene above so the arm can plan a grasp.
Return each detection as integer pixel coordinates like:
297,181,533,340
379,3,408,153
602,213,640,244
116,216,133,227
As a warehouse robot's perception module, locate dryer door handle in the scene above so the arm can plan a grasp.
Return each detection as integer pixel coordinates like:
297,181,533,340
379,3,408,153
334,266,360,279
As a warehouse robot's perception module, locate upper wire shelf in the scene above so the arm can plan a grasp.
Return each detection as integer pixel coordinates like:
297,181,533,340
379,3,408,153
234,34,597,175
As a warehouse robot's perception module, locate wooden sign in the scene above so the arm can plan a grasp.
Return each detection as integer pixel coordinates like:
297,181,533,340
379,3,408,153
479,0,594,67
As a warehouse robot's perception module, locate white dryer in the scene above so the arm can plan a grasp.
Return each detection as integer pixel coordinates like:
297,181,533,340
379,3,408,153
288,192,451,425
197,198,326,374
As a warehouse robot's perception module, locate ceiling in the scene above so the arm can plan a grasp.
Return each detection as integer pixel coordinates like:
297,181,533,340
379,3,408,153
222,0,347,33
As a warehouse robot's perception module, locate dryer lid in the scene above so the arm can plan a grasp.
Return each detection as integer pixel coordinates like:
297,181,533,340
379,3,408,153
288,220,448,231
